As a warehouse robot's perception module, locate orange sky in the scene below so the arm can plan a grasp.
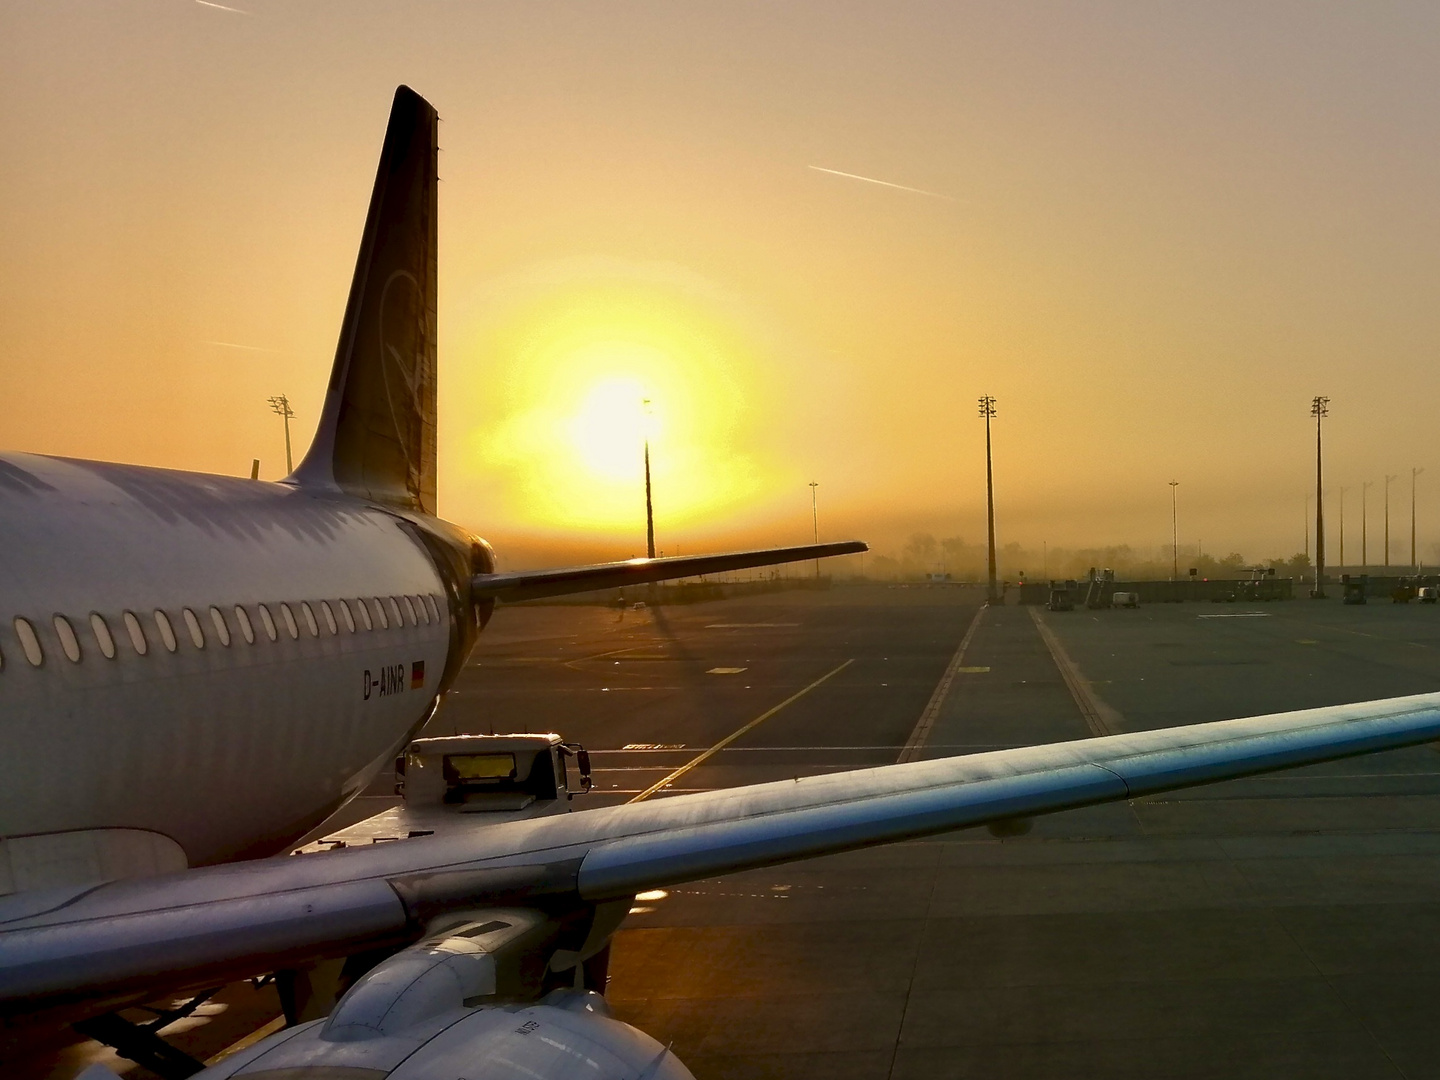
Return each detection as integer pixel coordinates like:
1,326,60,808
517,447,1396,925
5,3,1440,569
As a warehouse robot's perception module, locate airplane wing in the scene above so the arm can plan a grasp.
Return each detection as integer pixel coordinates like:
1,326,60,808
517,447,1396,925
471,542,868,603
5,691,1440,1016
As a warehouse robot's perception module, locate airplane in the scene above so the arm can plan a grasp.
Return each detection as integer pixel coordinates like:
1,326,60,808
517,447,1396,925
4,86,1440,1080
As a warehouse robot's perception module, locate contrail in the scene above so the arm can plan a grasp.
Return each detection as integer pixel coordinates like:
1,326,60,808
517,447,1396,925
807,165,954,201
194,0,251,13
207,341,276,352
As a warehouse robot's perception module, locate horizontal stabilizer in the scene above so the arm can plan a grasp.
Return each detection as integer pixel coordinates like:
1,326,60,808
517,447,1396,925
471,541,868,603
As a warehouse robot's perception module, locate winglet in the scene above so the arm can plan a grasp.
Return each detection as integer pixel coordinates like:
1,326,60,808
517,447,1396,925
292,86,439,514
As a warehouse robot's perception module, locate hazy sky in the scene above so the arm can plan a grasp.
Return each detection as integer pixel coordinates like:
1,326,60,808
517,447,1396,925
5,2,1440,568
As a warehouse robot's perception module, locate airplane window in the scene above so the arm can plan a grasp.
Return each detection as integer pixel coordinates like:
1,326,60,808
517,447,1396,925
413,595,429,625
279,603,299,640
209,606,231,647
14,618,43,666
90,613,116,659
154,610,178,653
387,596,403,627
339,599,357,632
371,598,388,630
426,594,441,623
300,602,319,637
123,611,148,655
234,605,255,644
402,595,417,625
355,599,372,631
320,600,337,635
182,608,205,649
258,604,278,642
54,615,82,662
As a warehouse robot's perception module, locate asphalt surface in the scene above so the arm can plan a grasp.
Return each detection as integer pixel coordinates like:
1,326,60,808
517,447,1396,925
32,586,1440,1079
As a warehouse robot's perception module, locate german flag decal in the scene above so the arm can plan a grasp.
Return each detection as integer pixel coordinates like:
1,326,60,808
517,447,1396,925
411,660,425,690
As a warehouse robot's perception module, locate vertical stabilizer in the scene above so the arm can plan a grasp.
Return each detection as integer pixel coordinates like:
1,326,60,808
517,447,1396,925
293,85,438,515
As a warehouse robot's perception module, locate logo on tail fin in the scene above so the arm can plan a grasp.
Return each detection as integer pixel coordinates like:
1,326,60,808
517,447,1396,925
378,268,431,499
291,85,439,515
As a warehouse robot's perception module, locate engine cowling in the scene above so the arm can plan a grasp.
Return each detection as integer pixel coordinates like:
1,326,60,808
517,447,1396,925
197,989,694,1079
194,910,695,1079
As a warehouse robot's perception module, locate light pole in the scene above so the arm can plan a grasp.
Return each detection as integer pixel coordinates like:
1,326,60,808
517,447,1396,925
809,481,820,578
1311,396,1328,598
979,395,998,604
1385,473,1398,568
642,398,656,560
267,395,295,475
1305,493,1311,563
1413,467,1425,572
1168,481,1179,581
1338,486,1346,569
1362,480,1373,567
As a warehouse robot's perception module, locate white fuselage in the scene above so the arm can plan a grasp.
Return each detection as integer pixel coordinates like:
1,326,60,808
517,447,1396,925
0,452,462,881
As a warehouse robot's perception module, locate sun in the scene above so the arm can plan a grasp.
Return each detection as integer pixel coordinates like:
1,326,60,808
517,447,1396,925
456,273,780,539
566,375,654,484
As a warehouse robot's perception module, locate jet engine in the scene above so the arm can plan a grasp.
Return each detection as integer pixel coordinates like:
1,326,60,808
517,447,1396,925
190,989,692,1079
193,911,696,1080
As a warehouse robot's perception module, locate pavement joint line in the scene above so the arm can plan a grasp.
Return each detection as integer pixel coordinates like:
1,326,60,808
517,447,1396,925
627,659,855,803
1028,606,1126,737
896,604,988,764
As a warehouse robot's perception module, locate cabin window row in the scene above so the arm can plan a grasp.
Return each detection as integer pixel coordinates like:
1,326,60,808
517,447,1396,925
2,593,443,670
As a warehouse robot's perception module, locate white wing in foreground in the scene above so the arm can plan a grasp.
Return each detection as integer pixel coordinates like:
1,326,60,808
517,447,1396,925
5,693,1440,1014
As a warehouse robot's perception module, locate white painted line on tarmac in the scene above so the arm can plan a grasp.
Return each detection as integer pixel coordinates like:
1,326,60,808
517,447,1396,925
898,605,988,763
629,659,855,803
1029,606,1127,737
705,622,800,628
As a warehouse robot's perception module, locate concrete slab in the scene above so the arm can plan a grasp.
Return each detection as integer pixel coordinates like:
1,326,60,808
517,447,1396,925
40,585,1440,1079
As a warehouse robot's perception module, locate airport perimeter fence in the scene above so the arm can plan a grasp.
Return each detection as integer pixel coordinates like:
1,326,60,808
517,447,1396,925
1325,573,1439,597
1017,578,1295,605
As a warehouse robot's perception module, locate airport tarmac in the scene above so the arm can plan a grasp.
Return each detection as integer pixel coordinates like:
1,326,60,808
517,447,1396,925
29,586,1440,1078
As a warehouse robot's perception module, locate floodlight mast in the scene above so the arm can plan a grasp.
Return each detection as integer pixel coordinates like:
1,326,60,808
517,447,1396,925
1169,481,1179,581
642,398,655,560
980,395,998,604
1362,480,1373,567
1385,474,1399,567
1338,486,1346,568
809,481,821,579
1311,396,1328,598
1413,467,1425,573
267,395,295,475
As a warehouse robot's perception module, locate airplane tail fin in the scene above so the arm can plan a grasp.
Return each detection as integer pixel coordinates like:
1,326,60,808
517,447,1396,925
292,85,439,515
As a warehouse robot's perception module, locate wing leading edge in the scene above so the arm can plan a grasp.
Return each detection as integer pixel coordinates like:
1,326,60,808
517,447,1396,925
5,692,1440,1014
471,541,868,603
